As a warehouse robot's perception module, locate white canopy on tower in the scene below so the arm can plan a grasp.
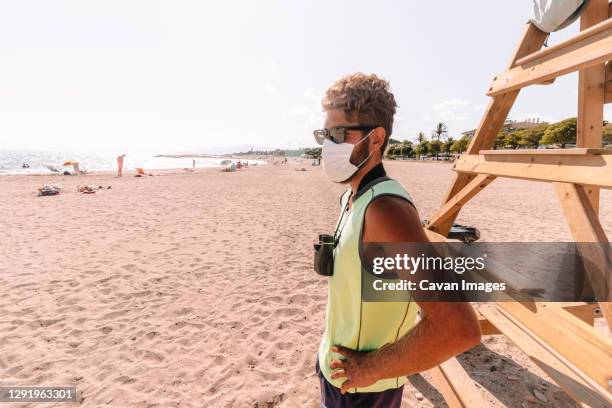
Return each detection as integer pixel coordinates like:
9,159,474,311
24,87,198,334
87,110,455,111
530,0,590,32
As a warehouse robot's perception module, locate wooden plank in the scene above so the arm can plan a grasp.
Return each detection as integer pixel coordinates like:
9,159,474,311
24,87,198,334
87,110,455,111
478,303,598,335
467,23,548,155
477,312,501,335
425,228,451,243
427,174,495,236
453,153,612,189
606,61,612,104
479,148,610,155
427,358,488,408
428,222,608,401
427,365,465,408
497,302,612,391
554,182,612,327
555,183,610,241
577,0,608,215
578,0,608,149
436,24,548,236
498,302,601,326
439,358,487,407
606,0,612,102
488,30,612,96
516,18,612,66
607,0,612,103
480,305,612,407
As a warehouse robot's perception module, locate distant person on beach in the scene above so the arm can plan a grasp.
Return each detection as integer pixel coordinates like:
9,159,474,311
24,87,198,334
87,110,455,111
117,154,126,177
192,159,196,168
313,73,480,407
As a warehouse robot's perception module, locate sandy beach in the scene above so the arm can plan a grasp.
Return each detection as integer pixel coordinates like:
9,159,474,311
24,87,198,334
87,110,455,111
1,161,610,407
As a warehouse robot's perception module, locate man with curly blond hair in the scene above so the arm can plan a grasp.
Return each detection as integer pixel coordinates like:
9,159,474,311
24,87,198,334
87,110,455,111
313,73,481,407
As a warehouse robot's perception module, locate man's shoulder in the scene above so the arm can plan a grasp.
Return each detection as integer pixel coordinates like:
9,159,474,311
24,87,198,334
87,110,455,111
363,194,425,242
367,194,417,222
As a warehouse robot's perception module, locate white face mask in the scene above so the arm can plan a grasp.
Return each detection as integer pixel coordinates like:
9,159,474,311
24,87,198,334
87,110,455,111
321,131,373,183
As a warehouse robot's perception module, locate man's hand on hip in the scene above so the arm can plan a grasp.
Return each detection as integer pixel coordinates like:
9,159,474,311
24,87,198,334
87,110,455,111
329,345,384,394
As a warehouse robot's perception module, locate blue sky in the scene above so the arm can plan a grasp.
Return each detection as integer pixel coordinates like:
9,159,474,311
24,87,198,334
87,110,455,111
0,1,609,153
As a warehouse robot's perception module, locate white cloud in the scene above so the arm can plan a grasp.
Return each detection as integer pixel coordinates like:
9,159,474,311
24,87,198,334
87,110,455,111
263,57,278,75
424,111,470,122
472,104,486,112
433,98,471,112
287,88,325,146
265,85,278,96
421,98,480,135
427,98,475,121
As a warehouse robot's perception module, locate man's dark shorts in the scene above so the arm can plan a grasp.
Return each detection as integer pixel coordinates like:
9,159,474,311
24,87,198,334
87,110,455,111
316,359,404,408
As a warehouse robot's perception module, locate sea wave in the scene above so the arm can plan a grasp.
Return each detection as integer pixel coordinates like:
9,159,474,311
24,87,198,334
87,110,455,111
0,150,264,175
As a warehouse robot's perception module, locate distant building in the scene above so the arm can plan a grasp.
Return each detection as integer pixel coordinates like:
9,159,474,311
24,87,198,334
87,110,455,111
461,118,548,138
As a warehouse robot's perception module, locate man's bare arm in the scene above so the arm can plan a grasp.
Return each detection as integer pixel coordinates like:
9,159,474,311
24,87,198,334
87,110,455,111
330,196,481,393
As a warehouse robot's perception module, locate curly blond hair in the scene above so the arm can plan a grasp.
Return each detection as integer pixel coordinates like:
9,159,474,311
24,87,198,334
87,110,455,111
322,73,397,152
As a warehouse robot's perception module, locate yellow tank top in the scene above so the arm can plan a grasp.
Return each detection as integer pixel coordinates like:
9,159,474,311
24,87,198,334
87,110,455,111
318,178,420,393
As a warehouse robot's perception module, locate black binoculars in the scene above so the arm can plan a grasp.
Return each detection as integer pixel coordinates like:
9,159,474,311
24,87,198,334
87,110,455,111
313,234,335,276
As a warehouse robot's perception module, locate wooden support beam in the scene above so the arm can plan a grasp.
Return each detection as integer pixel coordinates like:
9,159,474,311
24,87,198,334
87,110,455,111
478,148,608,155
452,152,612,189
464,23,548,156
477,312,501,335
496,302,612,392
427,358,487,407
425,228,489,406
436,23,548,236
424,228,448,243
480,305,612,407
554,182,612,327
577,0,608,215
516,18,612,66
427,365,465,408
428,224,609,403
478,303,599,334
605,61,612,103
487,29,612,96
427,174,495,236
606,3,612,103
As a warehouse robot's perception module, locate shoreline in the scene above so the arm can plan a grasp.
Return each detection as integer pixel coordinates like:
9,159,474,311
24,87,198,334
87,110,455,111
0,161,268,178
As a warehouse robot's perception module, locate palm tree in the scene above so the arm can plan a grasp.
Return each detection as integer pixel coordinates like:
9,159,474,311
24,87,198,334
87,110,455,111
429,139,442,160
415,142,429,159
433,122,448,140
442,136,455,159
416,131,426,144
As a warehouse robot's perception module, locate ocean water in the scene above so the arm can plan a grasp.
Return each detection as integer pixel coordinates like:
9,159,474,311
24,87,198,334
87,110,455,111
0,150,263,175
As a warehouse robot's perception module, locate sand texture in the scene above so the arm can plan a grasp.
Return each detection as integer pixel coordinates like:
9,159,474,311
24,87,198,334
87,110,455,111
1,161,610,407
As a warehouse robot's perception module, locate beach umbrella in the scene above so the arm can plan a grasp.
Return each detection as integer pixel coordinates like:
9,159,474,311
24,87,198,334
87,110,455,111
63,160,79,166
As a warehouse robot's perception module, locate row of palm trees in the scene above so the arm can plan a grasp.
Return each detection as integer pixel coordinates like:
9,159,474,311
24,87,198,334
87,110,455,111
387,122,470,160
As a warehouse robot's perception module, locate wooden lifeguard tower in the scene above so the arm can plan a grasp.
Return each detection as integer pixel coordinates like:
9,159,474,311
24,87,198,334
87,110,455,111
424,1,612,406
